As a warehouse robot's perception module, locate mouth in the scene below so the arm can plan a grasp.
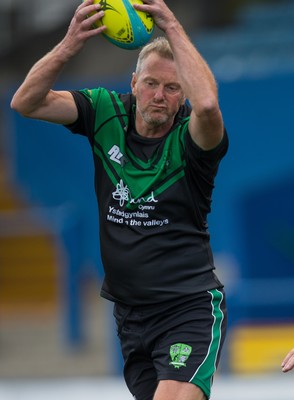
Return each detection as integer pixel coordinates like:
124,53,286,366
149,104,167,111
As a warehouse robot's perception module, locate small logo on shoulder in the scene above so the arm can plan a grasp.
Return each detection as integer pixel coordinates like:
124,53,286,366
169,343,192,369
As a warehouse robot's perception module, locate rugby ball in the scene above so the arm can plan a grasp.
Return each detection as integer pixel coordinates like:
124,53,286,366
90,0,154,50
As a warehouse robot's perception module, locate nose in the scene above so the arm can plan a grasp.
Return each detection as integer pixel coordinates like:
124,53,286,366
153,85,165,101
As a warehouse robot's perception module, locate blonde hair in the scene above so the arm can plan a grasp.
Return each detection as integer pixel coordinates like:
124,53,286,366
135,37,173,75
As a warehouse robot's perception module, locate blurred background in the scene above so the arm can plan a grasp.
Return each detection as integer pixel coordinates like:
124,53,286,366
1,0,294,398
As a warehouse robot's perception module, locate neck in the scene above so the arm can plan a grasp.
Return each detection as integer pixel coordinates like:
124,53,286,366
136,125,171,139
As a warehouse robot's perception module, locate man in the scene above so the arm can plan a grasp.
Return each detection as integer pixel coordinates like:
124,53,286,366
11,1,228,399
282,348,294,372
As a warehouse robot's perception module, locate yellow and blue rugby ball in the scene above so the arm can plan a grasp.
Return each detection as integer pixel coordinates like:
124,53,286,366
90,0,154,50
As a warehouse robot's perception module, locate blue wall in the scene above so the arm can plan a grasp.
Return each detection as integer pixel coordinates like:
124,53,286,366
210,73,294,255
212,74,294,323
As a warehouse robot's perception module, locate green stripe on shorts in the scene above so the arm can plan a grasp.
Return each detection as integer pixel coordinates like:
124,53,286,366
189,289,225,398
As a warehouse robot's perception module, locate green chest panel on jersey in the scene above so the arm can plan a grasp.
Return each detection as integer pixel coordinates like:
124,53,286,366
82,88,189,209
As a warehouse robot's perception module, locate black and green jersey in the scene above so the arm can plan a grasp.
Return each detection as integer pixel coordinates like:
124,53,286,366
66,88,228,305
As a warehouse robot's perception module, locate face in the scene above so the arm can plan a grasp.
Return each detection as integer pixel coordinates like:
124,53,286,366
131,53,185,133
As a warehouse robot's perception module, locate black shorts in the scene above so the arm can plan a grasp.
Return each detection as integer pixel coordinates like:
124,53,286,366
113,288,227,400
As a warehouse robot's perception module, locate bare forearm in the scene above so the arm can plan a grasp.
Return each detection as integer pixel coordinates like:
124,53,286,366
164,17,223,149
165,21,218,113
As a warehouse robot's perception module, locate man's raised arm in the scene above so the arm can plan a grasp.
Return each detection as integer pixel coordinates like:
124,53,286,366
11,0,106,125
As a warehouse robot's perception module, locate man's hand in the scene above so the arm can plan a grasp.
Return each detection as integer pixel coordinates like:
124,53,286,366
61,0,107,57
133,0,177,33
282,348,294,372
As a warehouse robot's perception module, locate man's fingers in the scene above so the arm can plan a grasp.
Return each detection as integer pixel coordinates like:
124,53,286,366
76,2,102,22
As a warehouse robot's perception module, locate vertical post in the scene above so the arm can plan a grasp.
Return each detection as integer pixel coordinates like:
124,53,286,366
56,205,84,347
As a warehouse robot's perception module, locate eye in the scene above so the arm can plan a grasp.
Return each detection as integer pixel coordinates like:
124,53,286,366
165,85,180,94
145,80,157,89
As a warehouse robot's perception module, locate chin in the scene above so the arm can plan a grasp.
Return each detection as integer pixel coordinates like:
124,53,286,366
145,113,169,126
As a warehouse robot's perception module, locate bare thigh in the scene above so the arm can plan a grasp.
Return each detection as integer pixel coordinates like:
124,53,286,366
153,380,206,400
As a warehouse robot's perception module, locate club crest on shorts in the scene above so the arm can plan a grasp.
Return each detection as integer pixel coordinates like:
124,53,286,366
169,343,192,369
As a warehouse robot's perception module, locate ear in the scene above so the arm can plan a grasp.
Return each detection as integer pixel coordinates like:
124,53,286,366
180,90,186,106
131,72,137,96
